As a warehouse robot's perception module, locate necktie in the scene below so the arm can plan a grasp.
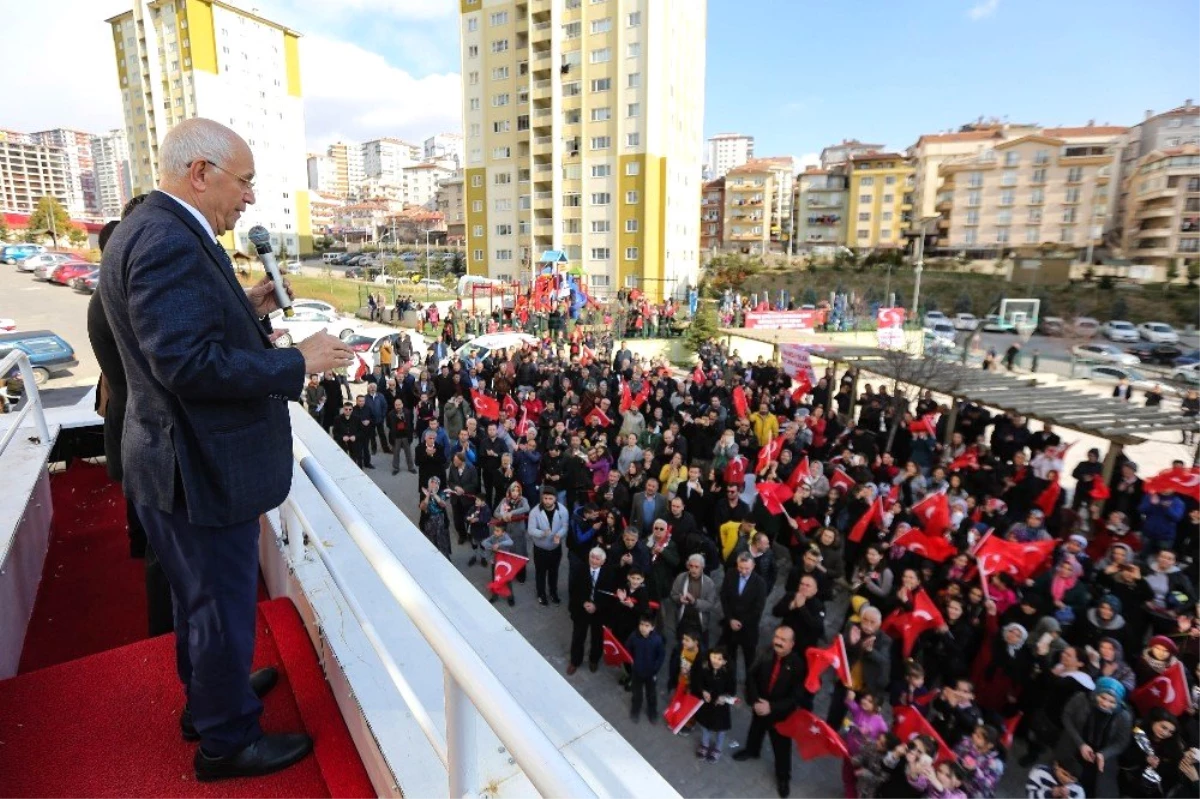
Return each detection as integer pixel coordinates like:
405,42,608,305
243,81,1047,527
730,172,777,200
590,569,598,601
767,656,782,693
739,576,747,596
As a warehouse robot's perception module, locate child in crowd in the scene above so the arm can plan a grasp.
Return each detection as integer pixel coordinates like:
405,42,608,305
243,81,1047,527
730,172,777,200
1025,760,1086,799
909,761,968,799
892,659,935,709
614,568,652,689
482,519,515,606
625,614,666,723
667,627,705,693
690,646,736,763
850,733,895,799
841,689,889,798
466,495,492,568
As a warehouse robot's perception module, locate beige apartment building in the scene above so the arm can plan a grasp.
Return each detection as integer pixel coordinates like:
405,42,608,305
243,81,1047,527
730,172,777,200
699,176,724,252
0,130,70,216
458,0,706,300
1120,146,1200,273
720,157,794,255
936,133,1118,255
437,171,467,243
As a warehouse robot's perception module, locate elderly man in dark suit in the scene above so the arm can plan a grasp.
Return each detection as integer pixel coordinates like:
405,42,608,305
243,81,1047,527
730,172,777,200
719,552,768,680
98,118,354,781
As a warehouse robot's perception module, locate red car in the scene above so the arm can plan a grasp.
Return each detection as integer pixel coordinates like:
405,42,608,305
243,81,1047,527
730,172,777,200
49,261,95,285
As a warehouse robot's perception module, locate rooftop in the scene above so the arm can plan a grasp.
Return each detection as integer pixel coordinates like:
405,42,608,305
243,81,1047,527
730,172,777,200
1041,125,1129,138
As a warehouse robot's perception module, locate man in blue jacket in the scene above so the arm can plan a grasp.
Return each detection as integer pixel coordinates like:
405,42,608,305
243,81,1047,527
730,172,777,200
1139,490,1186,556
363,382,389,456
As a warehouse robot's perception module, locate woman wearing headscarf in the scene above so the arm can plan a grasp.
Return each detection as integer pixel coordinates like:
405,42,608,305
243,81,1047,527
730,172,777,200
1135,635,1182,687
973,619,1033,716
1054,678,1134,798
1021,645,1097,767
1070,593,1130,654
1087,637,1137,694
1029,556,1090,626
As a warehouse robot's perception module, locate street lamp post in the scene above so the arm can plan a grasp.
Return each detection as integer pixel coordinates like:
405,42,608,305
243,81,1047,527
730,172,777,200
424,228,433,303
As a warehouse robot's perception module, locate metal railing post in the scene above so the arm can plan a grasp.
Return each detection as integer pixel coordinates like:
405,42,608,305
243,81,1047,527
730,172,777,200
445,669,478,799
0,352,51,456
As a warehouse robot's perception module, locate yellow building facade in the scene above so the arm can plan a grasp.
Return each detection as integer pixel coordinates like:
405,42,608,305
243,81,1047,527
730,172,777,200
846,153,914,249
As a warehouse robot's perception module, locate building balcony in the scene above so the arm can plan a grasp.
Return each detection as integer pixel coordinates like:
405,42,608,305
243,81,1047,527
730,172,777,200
1134,246,1172,258
1140,186,1179,202
531,79,551,101
1133,203,1175,222
1134,227,1171,239
532,136,553,156
728,232,763,241
727,183,764,191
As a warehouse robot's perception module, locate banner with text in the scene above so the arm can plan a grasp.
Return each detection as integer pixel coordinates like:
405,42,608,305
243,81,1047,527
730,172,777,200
876,306,906,349
743,310,824,330
780,344,817,384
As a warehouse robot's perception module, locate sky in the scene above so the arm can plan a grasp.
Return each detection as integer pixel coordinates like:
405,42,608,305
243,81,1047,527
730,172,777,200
1,0,1197,161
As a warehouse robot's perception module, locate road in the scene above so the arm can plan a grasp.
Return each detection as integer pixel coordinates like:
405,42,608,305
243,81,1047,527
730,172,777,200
1,264,98,389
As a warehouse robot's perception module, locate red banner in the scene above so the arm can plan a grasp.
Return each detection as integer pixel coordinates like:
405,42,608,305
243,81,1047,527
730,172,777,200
743,310,824,330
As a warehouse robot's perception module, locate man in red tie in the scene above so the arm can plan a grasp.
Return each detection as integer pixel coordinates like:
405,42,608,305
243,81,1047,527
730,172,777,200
731,625,811,798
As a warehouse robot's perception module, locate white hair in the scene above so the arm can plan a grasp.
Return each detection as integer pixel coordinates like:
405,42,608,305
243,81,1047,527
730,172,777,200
860,606,882,624
589,547,607,562
158,118,240,181
687,553,705,568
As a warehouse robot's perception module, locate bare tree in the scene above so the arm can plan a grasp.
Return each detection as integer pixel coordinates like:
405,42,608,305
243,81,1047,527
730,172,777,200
875,338,968,454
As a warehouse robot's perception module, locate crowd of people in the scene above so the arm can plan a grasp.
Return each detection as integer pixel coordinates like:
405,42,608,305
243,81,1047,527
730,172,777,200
303,332,1199,798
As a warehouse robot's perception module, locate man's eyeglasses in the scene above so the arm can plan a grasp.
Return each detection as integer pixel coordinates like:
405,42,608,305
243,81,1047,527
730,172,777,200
193,159,255,193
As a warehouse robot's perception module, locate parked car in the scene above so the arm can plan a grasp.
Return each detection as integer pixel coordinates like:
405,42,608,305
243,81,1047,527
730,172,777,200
1126,342,1184,365
981,314,1017,333
0,330,78,385
1137,321,1179,343
1084,365,1163,394
1072,343,1140,366
924,310,948,326
348,328,429,380
923,332,958,355
268,308,363,347
321,252,342,264
1071,317,1100,338
291,298,339,316
1038,316,1065,336
1102,320,1139,342
34,259,88,281
70,269,100,294
18,252,73,274
50,262,95,286
447,332,539,369
924,320,957,343
1170,363,1200,387
951,313,979,331
2,244,45,265
1174,349,1200,367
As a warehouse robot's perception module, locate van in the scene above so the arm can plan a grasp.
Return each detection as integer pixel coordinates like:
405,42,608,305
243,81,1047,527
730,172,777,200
321,252,340,264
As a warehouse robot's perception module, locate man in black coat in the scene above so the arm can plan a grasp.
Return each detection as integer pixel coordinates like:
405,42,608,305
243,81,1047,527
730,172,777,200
719,552,767,679
567,547,615,674
732,625,811,798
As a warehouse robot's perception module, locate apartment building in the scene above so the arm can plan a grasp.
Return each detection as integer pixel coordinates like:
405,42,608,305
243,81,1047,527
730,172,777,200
424,133,465,167
907,125,1037,224
327,141,365,199
437,171,467,243
108,0,313,254
29,129,96,216
846,153,913,249
1114,101,1200,242
1120,146,1200,273
0,130,70,215
699,176,724,252
91,129,132,218
936,134,1117,255
403,162,455,210
362,138,422,185
458,0,706,301
794,166,848,251
704,133,753,179
307,153,336,194
819,139,885,170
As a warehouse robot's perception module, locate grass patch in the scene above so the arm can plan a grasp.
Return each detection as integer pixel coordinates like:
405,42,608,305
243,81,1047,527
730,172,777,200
235,272,455,316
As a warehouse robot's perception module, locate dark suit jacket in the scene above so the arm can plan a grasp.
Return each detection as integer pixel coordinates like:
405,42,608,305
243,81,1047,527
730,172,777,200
87,290,127,482
628,492,669,535
720,570,767,633
744,650,808,722
568,561,615,622
98,191,305,527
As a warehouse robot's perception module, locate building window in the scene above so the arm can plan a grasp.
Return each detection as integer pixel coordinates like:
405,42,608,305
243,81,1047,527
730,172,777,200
471,175,483,187
627,72,641,88
492,93,510,106
592,220,611,232
857,230,869,240
492,145,511,159
591,107,611,121
883,194,893,204
591,77,611,92
967,190,981,207
496,249,513,260
491,66,509,80
590,136,611,150
473,225,484,237
591,192,611,204
590,48,611,63
468,71,479,86
1025,227,1040,243
590,18,611,34
1000,190,1014,206
964,229,977,245
467,45,479,58
494,199,511,211
858,212,870,222
467,18,478,32
997,210,1012,225
1067,166,1083,183
473,248,483,260
625,247,638,260
625,190,639,203
1030,188,1044,205
626,42,640,58
1062,208,1077,223
996,228,1010,243
966,210,980,226
882,211,893,221
472,200,483,212
1004,151,1019,166
626,132,640,147
494,172,511,184
591,247,610,259
860,177,874,187
1028,208,1042,223
885,176,896,185
591,164,611,177
1065,187,1081,203
625,219,638,232
1060,226,1073,242
496,224,512,235
859,194,871,204
626,162,640,176
469,98,480,111
628,10,642,25
563,81,582,97
967,171,983,188
563,21,581,38
491,39,509,53
489,10,508,25
626,102,640,118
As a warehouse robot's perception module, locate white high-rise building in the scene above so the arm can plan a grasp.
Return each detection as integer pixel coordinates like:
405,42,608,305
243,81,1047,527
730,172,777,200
91,129,132,218
307,153,337,194
705,133,753,179
0,130,70,215
107,0,313,253
403,162,455,210
362,138,422,186
424,133,464,167
459,0,707,300
30,129,96,216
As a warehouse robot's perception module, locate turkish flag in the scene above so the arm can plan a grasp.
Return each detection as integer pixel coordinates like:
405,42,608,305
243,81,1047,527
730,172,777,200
601,626,633,667
804,635,852,693
633,384,650,410
1143,466,1200,501
912,492,950,535
732,386,749,419
973,532,1025,581
999,712,1023,749
755,434,785,473
472,390,500,420
829,467,856,494
692,365,706,385
907,414,938,436
1034,481,1061,518
584,407,612,428
1015,539,1057,579
516,408,534,439
848,497,883,543
486,551,529,597
619,382,633,414
791,373,813,405
1132,661,1191,717
786,456,811,489
882,589,946,658
580,344,597,366
775,709,849,761
876,307,905,329
892,527,957,563
948,448,979,471
1089,481,1111,501
757,481,794,516
724,455,748,486
662,681,704,733
892,705,956,764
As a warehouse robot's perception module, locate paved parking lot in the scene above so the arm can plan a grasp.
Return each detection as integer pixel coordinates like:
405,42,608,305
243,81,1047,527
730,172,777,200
1,264,98,389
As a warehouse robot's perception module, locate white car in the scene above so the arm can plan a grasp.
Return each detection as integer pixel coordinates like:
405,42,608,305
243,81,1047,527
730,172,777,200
952,313,979,331
924,321,956,343
347,328,428,381
1071,317,1100,338
923,311,948,327
1084,365,1161,393
1102,320,1139,343
1171,363,1200,387
981,314,1017,334
17,252,73,274
1071,343,1140,366
269,308,364,347
1138,322,1178,344
291,298,339,316
447,332,539,367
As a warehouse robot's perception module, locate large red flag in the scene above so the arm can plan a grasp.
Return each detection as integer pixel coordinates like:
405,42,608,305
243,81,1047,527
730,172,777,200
948,448,979,472
619,382,633,414
486,551,529,598
584,406,612,428
724,455,748,486
1034,481,1062,518
732,386,749,419
892,527,957,563
501,394,519,418
1131,661,1192,717
1089,481,1111,501
1013,538,1058,579
829,467,856,494
472,390,500,420
633,383,650,410
892,705,956,764
972,531,1023,581
1143,466,1200,501
911,492,950,535
907,414,938,436
757,481,795,516
662,681,704,733
755,434,786,473
786,456,811,489
775,709,850,761
804,635,852,693
791,374,813,405
848,497,883,543
882,589,946,658
601,626,633,667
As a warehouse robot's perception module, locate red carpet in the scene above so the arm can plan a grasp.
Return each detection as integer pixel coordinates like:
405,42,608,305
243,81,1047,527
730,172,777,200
19,461,147,673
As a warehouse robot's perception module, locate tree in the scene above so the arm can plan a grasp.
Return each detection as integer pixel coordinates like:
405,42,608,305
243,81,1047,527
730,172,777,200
67,225,87,246
0,213,8,241
1097,274,1115,290
1187,262,1199,287
953,290,973,314
27,196,71,248
878,341,965,453
1082,266,1096,283
801,287,818,306
1165,259,1179,293
684,296,719,356
704,252,761,297
1110,295,1128,321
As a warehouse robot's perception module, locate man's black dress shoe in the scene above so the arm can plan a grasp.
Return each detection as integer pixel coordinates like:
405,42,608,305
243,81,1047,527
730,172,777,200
777,778,790,798
194,733,313,782
181,667,280,741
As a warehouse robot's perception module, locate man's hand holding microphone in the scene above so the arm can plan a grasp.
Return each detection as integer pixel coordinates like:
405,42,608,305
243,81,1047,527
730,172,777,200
296,332,356,374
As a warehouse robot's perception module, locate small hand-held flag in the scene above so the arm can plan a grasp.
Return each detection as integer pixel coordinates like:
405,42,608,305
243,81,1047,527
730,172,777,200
1131,661,1191,717
732,386,749,419
848,496,883,543
829,467,856,494
775,709,849,761
487,551,529,597
662,681,704,733
804,635,852,693
601,626,633,666
472,390,500,420
892,704,956,764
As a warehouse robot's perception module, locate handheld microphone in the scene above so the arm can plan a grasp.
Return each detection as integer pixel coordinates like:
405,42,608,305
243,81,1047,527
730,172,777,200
247,225,293,318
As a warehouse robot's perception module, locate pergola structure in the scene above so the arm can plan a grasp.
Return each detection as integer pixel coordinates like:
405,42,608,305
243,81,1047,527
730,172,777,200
796,345,1199,481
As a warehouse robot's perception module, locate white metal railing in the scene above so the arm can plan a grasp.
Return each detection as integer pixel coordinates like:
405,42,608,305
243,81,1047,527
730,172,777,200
288,439,596,799
0,351,51,456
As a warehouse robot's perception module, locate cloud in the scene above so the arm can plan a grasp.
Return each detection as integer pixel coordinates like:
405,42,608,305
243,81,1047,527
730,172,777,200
967,0,1000,20
796,152,820,169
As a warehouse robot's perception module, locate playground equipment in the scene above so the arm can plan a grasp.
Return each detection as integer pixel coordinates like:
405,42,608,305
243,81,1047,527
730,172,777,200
525,250,597,320
456,275,518,312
